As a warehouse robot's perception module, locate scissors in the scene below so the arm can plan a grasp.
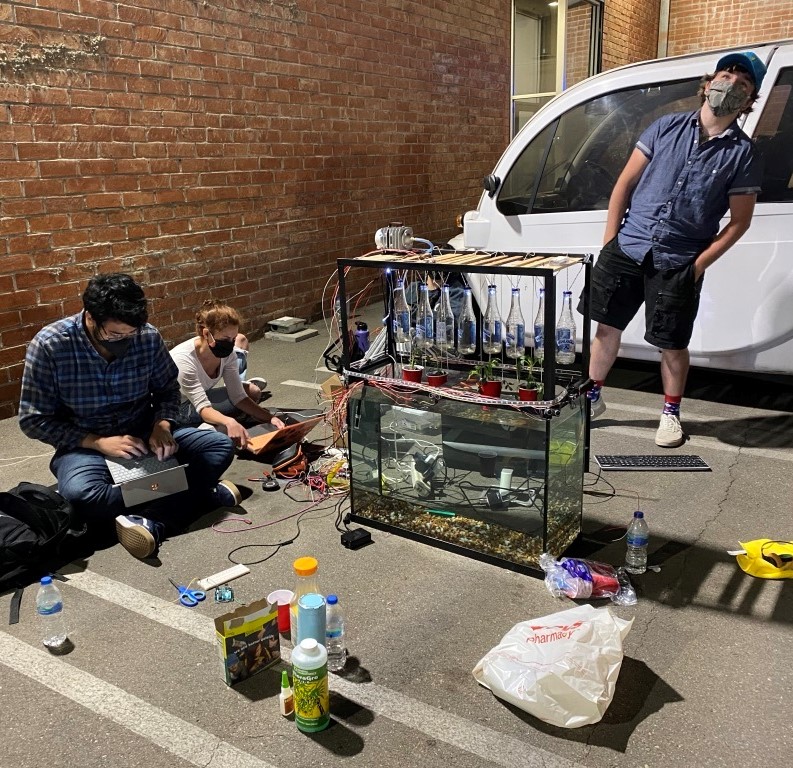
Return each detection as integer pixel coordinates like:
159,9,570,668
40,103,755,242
168,578,206,607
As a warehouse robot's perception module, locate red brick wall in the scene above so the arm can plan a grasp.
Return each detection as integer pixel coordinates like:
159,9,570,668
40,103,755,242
565,5,593,88
0,0,511,417
602,0,661,70
667,0,793,55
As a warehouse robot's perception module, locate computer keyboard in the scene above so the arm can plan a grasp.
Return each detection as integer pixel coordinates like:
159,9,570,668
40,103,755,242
594,454,711,471
106,454,179,483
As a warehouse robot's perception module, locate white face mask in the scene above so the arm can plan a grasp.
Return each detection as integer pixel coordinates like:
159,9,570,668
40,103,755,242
707,80,749,117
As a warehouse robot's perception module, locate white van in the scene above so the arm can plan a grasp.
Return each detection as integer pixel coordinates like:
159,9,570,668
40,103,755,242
454,40,793,375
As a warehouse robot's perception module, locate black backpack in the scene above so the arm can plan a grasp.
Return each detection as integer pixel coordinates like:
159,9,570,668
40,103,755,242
0,482,81,623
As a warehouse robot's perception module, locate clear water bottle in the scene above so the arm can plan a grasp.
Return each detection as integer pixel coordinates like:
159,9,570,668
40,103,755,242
434,284,455,353
415,283,434,350
625,511,649,574
325,594,347,672
505,287,525,359
393,279,411,344
555,290,576,365
36,575,68,650
457,287,477,354
533,288,545,363
481,284,503,355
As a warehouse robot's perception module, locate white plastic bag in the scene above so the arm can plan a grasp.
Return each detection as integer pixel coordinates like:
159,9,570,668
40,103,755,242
472,604,633,728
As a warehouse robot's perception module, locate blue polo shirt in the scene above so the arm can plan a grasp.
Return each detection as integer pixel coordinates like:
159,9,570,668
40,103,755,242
618,110,762,269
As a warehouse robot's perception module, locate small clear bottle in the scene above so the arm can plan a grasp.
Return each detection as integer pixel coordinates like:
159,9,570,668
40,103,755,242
434,284,456,353
415,283,434,350
457,287,477,355
504,287,525,359
290,556,320,646
533,288,545,363
481,284,503,355
393,279,411,344
625,511,649,574
36,575,67,650
555,290,576,365
325,594,347,672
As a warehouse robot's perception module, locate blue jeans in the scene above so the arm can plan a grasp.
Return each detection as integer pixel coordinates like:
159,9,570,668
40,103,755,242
50,427,235,526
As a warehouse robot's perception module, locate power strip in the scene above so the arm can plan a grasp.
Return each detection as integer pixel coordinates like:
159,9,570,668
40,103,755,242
197,564,250,591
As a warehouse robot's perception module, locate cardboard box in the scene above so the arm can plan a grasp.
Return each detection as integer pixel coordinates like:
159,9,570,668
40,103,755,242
214,598,280,686
320,373,343,399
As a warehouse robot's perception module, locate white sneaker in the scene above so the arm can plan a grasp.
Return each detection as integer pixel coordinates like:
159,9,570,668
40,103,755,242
655,413,685,448
246,376,267,390
589,395,606,418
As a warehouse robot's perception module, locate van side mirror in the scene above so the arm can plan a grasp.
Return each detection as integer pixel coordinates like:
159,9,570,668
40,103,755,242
483,174,501,198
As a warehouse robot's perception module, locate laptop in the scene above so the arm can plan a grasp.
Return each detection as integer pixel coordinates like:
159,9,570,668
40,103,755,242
245,415,324,456
105,453,190,508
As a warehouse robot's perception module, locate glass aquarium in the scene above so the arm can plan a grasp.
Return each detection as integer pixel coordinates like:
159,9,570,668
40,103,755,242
347,383,586,572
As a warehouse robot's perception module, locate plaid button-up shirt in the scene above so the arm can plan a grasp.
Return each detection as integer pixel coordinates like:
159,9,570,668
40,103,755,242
19,311,181,450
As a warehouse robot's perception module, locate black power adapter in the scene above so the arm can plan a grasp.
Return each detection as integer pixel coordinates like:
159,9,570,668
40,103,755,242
341,528,372,549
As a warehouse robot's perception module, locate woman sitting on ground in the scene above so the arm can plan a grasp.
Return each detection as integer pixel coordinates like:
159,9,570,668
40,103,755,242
171,300,285,450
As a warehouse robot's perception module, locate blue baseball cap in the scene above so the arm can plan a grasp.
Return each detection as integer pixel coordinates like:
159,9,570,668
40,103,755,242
715,51,766,89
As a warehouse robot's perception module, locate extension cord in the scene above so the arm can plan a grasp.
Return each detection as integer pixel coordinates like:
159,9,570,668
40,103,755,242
196,564,250,591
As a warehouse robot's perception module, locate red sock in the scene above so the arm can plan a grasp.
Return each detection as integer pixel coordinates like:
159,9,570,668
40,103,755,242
663,395,682,415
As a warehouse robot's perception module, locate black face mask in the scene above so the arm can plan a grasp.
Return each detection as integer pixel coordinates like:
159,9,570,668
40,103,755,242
97,336,133,359
209,339,235,358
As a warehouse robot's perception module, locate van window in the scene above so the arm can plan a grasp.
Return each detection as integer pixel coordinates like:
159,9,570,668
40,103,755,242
497,79,701,216
755,68,793,203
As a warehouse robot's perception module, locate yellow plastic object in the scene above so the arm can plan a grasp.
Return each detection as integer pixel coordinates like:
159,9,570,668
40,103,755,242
735,539,793,579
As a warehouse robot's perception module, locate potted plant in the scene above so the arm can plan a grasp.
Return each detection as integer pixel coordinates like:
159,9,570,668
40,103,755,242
516,355,542,401
470,359,502,398
425,360,448,387
401,340,423,383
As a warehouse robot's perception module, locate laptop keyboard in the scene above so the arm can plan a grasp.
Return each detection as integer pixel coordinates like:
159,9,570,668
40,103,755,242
595,454,711,471
106,454,179,483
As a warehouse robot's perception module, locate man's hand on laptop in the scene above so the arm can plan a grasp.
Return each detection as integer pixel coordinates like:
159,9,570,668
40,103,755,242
149,421,179,461
82,433,148,459
270,417,286,429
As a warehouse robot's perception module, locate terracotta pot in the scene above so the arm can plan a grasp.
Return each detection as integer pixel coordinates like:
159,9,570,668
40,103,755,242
518,385,540,401
478,380,502,398
426,372,448,387
401,365,423,383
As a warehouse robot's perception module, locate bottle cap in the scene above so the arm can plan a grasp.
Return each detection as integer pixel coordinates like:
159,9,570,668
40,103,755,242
634,510,644,518
41,575,52,585
281,670,290,689
293,556,318,576
327,594,338,605
299,638,319,652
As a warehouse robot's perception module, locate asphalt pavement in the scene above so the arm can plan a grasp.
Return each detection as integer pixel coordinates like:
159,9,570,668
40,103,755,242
1,311,791,768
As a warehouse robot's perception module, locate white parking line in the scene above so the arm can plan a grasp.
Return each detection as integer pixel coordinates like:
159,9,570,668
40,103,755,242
281,379,322,390
61,570,583,768
0,632,279,768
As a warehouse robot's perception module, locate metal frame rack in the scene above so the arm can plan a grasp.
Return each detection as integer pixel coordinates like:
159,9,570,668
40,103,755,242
336,249,593,574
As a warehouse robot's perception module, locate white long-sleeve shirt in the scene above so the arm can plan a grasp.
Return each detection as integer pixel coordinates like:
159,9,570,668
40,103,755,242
170,337,247,415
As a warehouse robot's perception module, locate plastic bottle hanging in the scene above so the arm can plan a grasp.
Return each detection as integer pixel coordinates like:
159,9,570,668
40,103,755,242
482,284,503,355
415,283,434,350
393,278,410,344
556,290,576,365
457,287,477,355
505,287,525,359
434,284,456,353
533,287,545,363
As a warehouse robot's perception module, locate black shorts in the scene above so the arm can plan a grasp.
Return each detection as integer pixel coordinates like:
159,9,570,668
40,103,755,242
578,237,704,350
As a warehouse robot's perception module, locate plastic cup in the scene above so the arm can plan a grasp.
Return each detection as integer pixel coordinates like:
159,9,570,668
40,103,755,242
267,589,294,634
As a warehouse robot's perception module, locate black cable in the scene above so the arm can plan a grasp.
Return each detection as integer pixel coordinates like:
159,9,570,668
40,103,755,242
226,498,342,566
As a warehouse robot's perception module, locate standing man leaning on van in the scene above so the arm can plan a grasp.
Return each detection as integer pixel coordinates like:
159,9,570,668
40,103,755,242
19,273,241,559
582,51,766,448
